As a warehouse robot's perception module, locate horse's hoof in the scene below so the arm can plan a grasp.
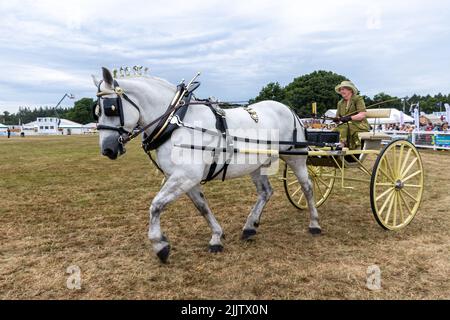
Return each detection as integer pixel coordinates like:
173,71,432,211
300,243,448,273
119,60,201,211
208,244,224,253
156,245,171,263
241,229,257,241
309,227,322,236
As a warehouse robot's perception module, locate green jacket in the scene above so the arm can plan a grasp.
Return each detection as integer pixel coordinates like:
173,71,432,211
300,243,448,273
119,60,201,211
336,95,370,131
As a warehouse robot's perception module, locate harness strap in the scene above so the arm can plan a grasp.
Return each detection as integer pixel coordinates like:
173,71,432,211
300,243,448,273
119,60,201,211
203,105,231,183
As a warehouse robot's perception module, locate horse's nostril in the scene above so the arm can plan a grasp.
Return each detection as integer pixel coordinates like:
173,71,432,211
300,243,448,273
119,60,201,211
103,148,115,157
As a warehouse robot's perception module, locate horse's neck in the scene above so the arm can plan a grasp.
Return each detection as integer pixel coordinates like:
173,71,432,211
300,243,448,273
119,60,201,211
133,78,176,130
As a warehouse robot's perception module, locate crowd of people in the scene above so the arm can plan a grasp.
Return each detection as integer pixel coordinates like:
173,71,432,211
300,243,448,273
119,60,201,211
303,120,449,133
382,122,449,133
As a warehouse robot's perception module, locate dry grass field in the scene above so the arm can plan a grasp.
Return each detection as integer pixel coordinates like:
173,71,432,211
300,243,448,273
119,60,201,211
0,135,449,300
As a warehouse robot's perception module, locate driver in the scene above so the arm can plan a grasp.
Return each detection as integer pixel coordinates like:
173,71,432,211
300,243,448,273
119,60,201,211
333,81,370,149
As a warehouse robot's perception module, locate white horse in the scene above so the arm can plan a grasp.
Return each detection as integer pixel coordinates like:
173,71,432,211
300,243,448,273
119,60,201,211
93,68,320,263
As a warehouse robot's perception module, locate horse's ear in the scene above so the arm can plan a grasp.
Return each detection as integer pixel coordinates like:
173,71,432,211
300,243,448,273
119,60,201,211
102,67,114,87
91,74,100,87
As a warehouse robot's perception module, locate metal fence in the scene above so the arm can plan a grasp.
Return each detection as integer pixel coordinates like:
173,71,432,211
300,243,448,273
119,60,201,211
383,131,450,150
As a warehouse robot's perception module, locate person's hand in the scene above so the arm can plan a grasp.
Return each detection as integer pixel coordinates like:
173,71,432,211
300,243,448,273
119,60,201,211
340,115,352,123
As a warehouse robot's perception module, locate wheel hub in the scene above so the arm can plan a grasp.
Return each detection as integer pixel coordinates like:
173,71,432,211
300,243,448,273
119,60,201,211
395,180,404,190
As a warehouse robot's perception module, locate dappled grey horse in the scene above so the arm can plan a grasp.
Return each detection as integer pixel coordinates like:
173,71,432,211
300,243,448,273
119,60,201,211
93,68,320,263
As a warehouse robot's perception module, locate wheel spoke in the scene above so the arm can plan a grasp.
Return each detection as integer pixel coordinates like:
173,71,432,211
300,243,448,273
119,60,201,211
397,144,405,177
401,157,418,180
398,193,405,223
288,180,299,186
401,188,419,203
376,182,395,187
291,186,302,197
392,147,398,178
378,190,395,218
403,170,422,183
399,148,412,176
399,192,414,216
384,191,396,224
378,163,395,183
376,187,395,202
404,184,422,188
393,193,398,226
384,156,397,181
316,176,331,189
315,179,325,199
297,192,305,205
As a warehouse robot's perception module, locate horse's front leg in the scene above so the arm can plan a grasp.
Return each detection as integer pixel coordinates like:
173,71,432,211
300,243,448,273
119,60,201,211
187,186,224,253
149,174,199,263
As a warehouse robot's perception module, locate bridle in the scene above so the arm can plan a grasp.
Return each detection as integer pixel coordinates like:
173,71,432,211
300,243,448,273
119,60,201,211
93,77,197,146
94,79,141,138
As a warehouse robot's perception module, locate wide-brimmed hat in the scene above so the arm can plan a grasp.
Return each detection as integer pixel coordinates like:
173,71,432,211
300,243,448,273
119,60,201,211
335,81,359,95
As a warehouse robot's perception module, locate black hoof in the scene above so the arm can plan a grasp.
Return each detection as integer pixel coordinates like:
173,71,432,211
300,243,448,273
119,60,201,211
156,245,171,263
241,229,257,241
208,244,224,253
309,227,322,236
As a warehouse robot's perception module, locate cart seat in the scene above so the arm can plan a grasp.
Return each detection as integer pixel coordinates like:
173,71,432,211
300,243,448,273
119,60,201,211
359,132,391,141
365,109,391,119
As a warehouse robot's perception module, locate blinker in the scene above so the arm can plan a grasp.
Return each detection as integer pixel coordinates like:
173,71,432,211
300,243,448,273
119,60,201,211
103,98,121,117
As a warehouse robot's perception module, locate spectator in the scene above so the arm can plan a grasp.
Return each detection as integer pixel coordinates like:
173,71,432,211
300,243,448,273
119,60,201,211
7,128,11,138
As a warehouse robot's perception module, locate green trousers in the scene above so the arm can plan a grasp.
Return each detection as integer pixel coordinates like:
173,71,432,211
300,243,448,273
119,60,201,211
334,123,369,149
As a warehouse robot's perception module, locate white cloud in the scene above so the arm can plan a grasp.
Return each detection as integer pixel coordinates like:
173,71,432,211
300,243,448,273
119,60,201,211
1,0,450,113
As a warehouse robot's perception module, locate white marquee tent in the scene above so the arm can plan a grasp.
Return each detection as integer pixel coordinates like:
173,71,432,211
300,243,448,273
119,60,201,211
0,123,8,136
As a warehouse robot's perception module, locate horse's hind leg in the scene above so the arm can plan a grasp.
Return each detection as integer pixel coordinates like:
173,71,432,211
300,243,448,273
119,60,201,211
148,174,199,263
187,186,224,253
242,170,274,241
283,156,322,235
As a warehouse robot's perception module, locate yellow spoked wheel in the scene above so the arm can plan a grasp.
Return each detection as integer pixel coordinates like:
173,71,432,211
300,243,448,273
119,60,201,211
283,163,336,210
370,140,424,230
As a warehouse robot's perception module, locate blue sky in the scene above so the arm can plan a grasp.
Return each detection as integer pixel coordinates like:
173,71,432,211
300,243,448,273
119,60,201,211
1,0,450,113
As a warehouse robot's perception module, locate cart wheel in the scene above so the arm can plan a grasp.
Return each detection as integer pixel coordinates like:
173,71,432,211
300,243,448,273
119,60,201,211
370,140,424,230
283,163,336,210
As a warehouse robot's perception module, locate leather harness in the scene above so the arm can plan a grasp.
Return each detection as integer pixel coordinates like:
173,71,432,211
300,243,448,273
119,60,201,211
94,79,234,183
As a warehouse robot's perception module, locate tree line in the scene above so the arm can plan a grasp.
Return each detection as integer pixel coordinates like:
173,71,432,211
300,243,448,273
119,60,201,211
1,70,449,125
0,98,95,125
250,70,450,117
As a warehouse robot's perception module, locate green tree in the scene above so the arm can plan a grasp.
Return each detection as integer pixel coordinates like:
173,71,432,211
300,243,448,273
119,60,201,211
371,92,403,110
283,70,348,116
250,82,286,104
64,98,95,124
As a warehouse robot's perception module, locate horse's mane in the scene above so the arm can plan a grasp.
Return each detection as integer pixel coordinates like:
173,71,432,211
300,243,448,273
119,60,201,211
114,75,176,93
146,76,176,91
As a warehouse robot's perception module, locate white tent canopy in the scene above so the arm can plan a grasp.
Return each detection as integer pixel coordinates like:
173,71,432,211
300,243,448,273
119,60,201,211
0,123,8,128
325,108,414,125
83,122,98,129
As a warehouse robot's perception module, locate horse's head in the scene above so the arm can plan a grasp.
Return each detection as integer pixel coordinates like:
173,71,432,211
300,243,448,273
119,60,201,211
92,67,141,160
